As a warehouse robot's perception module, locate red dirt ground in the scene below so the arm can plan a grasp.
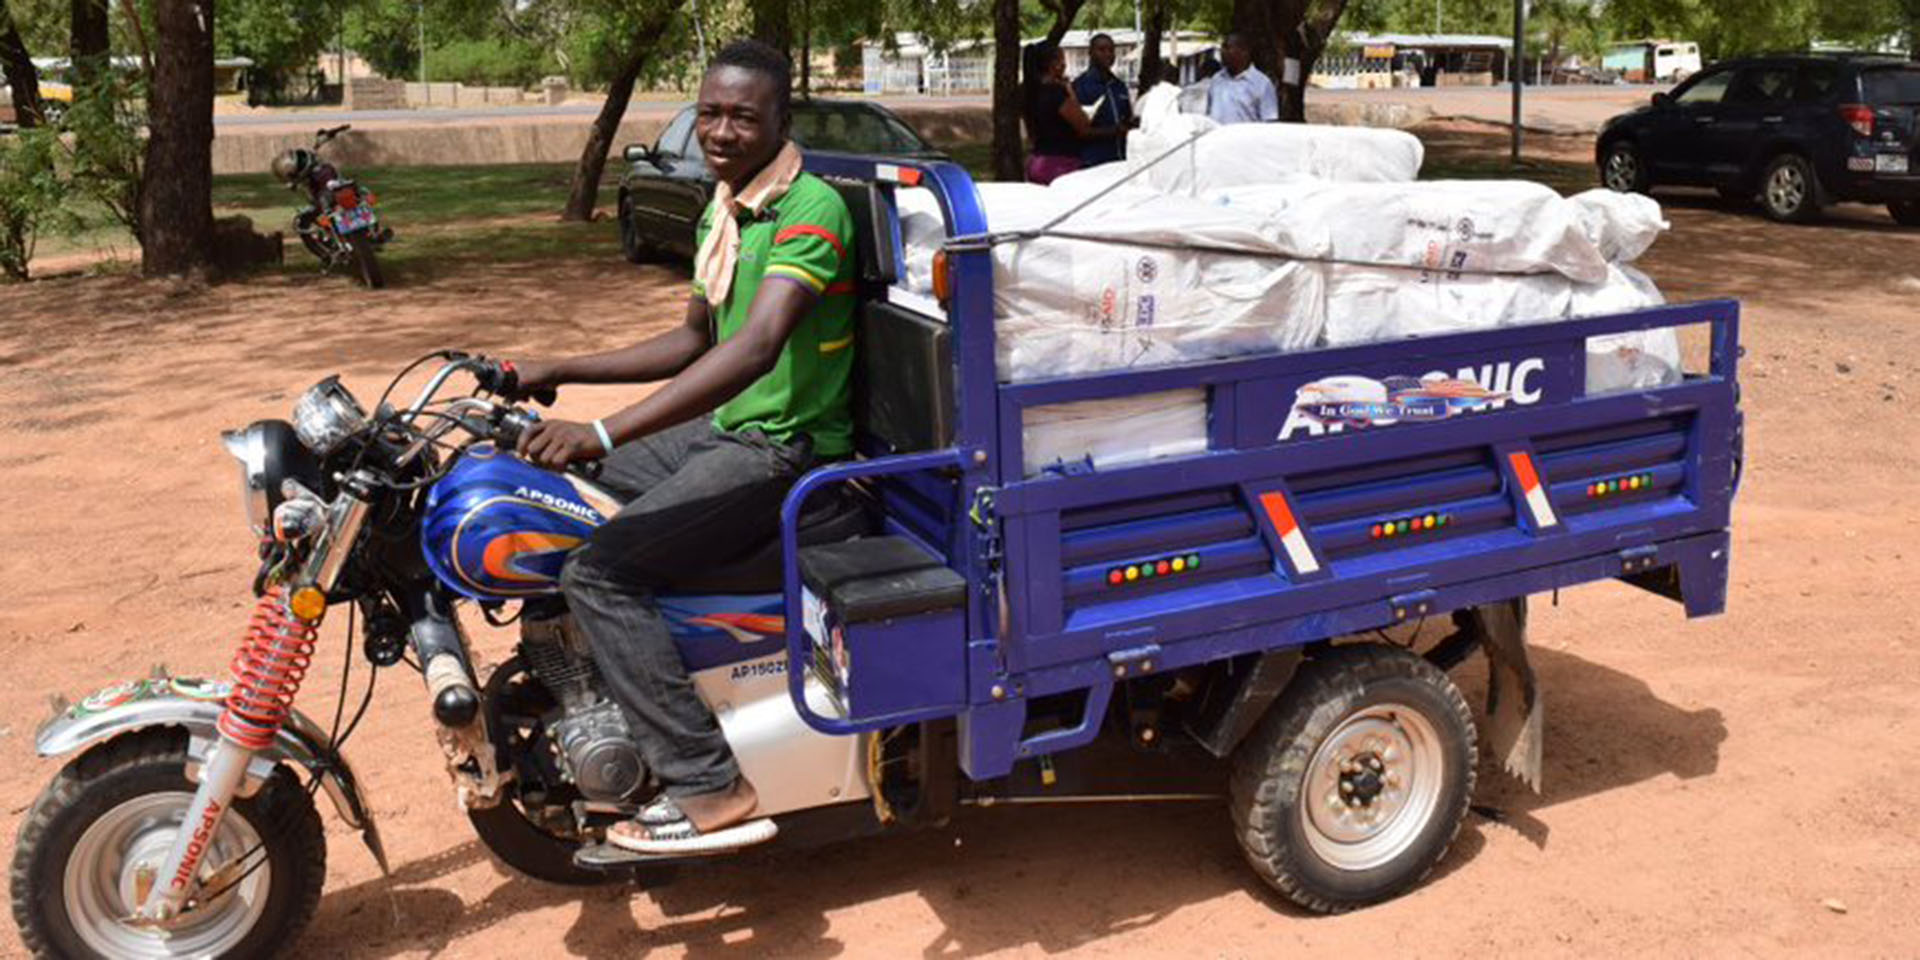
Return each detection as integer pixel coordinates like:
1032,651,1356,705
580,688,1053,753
3,133,1919,957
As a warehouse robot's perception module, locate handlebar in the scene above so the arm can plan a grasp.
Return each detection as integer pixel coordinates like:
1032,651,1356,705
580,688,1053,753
313,124,352,149
470,358,557,407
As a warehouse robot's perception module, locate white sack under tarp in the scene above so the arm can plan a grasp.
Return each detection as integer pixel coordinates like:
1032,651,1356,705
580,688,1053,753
1204,179,1612,284
1571,264,1683,394
1568,189,1668,263
1321,265,1575,346
1022,389,1209,477
1126,83,1424,192
997,244,1324,381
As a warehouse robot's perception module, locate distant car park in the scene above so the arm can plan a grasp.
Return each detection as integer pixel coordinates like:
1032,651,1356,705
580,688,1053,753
617,98,948,263
1597,54,1920,225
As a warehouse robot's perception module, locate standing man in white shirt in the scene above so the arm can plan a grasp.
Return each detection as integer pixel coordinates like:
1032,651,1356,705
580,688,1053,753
1206,33,1279,124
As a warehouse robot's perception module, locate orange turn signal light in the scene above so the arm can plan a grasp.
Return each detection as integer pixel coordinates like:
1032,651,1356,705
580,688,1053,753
288,585,328,621
931,251,951,304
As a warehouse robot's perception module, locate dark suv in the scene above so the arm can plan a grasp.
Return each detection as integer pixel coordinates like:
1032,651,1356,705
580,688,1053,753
1597,54,1920,225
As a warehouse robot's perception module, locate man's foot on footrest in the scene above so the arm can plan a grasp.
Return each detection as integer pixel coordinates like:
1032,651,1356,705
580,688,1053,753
607,815,778,856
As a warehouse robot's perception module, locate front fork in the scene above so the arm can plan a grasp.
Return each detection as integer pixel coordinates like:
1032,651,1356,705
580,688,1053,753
135,587,322,923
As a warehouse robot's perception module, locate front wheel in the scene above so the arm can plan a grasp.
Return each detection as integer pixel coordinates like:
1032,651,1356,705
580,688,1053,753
1890,200,1920,227
348,237,385,289
1600,140,1650,194
618,192,653,264
10,730,326,959
1230,644,1477,914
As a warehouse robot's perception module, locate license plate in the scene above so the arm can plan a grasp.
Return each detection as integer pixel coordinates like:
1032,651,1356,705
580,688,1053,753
335,204,376,233
1876,154,1910,174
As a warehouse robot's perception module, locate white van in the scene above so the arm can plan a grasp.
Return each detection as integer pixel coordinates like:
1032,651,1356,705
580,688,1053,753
1652,42,1702,82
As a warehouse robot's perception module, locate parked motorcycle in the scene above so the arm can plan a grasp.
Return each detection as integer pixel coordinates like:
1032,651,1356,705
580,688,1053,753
275,124,391,289
11,354,872,958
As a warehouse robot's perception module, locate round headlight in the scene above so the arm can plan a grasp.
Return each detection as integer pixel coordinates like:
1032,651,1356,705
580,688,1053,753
221,420,323,537
292,376,368,455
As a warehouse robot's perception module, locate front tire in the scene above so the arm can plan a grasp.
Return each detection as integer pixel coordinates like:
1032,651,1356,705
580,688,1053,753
618,192,653,264
10,730,326,959
1890,200,1920,227
349,237,385,288
1230,644,1477,914
1760,153,1823,223
1600,140,1650,194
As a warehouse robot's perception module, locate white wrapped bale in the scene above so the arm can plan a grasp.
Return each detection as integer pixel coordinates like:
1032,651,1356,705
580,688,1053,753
1321,265,1575,346
1022,389,1209,476
1568,189,1668,263
1205,179,1613,283
1127,85,1424,192
1572,264,1683,394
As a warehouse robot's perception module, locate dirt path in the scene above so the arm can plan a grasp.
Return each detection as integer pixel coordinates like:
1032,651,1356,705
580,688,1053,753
3,135,1920,957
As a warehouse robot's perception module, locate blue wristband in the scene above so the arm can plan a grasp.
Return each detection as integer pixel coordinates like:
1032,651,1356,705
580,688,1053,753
591,419,614,455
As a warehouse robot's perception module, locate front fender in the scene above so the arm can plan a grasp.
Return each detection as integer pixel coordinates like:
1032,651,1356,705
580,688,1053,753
37,674,387,872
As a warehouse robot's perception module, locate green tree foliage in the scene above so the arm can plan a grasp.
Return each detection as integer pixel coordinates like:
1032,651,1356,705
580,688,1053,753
216,0,336,96
0,125,76,280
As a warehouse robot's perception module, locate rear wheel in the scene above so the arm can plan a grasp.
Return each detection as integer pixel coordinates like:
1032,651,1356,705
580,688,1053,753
1760,153,1823,223
469,659,619,886
1890,201,1920,227
1600,140,1650,194
348,238,385,289
1230,644,1476,914
10,730,325,959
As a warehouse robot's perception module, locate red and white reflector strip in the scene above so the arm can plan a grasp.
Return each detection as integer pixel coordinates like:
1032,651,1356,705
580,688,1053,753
875,163,923,186
1258,491,1321,575
1507,451,1559,529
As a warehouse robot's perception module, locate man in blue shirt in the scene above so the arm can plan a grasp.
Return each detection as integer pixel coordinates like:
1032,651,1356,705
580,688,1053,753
1207,33,1279,124
1071,32,1134,166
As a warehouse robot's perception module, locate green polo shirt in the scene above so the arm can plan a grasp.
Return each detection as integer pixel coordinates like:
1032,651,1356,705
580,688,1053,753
694,172,856,458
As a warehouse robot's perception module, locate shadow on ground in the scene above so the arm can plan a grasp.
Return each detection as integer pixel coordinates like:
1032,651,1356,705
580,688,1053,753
293,646,1725,959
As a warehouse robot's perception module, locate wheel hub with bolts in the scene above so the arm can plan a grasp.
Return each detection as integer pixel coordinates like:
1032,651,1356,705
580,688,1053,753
1301,704,1444,871
1768,164,1806,212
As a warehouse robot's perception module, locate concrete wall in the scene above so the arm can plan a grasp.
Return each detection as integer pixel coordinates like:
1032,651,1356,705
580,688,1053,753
404,82,527,108
212,115,673,175
344,78,407,111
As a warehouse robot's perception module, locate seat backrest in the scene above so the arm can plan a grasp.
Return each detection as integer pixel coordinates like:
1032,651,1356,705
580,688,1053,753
827,179,956,454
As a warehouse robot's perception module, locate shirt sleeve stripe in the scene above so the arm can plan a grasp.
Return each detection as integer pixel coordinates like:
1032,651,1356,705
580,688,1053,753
823,280,855,296
773,224,846,260
764,263,827,292
819,334,854,354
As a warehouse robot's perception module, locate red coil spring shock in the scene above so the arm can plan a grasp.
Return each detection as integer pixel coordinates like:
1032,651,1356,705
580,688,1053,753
218,586,319,750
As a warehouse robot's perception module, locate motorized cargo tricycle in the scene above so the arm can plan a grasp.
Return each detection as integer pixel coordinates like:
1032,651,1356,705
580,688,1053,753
12,154,1741,957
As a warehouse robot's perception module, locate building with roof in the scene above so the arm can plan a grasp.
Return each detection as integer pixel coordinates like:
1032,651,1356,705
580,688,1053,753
860,29,1217,97
1313,33,1515,88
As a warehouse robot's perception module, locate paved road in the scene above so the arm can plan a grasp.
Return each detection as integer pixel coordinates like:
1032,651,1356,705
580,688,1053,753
210,84,1662,137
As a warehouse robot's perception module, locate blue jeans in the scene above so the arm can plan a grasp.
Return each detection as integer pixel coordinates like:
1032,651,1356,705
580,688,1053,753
560,419,811,798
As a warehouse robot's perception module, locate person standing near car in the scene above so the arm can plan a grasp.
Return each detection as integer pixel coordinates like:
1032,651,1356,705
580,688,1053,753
1023,41,1125,184
1208,33,1279,124
1072,32,1135,167
502,38,855,855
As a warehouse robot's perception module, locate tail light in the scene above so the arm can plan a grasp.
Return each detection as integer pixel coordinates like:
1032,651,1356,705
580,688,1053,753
1839,103,1874,138
333,186,360,208
931,250,951,304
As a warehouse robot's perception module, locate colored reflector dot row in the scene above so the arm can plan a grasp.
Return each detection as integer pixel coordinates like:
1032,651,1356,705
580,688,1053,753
1106,553,1203,587
1370,513,1451,540
1588,473,1654,498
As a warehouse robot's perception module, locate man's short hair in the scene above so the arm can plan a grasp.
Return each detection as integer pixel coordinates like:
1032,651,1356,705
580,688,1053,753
1223,32,1248,50
709,38,792,120
1090,32,1114,47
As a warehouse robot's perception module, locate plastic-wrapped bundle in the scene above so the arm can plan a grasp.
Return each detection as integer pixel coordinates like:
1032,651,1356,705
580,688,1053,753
1022,389,1209,476
1126,84,1425,192
1571,264,1683,394
1568,189,1669,263
1205,179,1615,284
1321,265,1576,346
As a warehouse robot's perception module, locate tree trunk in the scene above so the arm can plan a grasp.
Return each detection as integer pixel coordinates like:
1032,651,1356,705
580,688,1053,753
798,0,810,96
750,0,790,61
1041,0,1087,47
0,0,41,127
990,0,1022,181
561,4,674,222
1139,0,1167,93
1261,0,1350,122
71,0,110,88
140,0,215,277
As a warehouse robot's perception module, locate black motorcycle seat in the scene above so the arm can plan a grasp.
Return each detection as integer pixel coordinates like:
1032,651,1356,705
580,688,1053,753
664,485,875,595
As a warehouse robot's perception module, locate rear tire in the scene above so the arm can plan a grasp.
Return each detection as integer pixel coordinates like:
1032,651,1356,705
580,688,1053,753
349,238,385,289
1600,140,1650,194
10,729,326,959
1760,153,1823,223
1230,644,1477,914
1890,201,1920,227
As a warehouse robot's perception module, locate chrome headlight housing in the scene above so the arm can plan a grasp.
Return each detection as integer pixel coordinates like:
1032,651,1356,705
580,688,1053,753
221,420,323,537
291,376,368,456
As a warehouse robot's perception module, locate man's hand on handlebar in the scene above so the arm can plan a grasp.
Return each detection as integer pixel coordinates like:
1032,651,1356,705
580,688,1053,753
518,419,605,469
506,359,562,398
